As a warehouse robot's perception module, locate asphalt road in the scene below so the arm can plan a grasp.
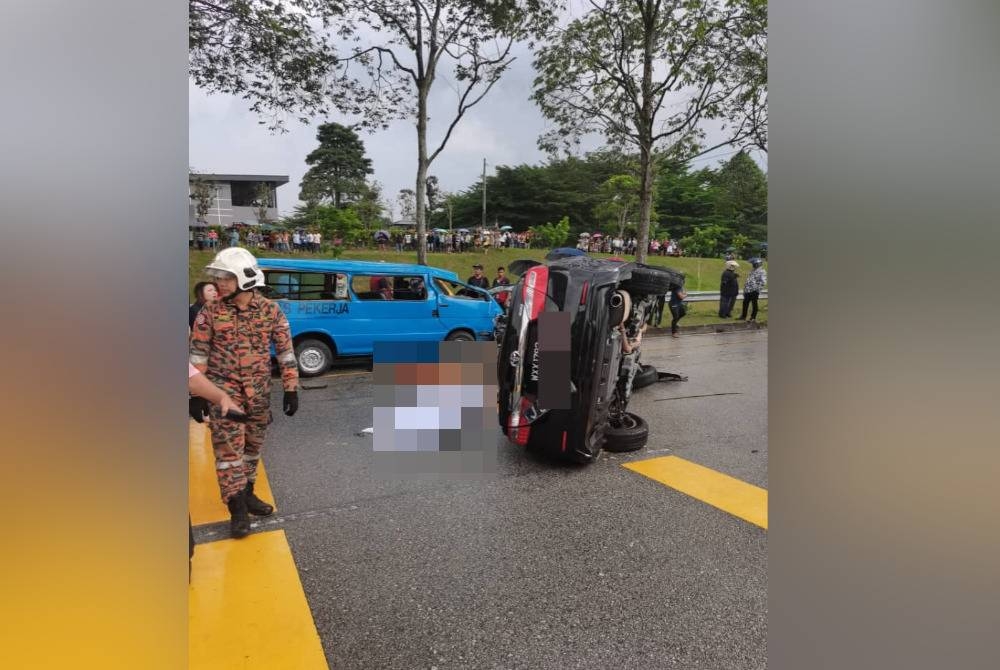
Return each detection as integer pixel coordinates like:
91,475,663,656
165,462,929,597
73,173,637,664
210,329,767,670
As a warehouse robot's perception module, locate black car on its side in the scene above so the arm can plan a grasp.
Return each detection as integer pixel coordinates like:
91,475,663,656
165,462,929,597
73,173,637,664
494,256,683,463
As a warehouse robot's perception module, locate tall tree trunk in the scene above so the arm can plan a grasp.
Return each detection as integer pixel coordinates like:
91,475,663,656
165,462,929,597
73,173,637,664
637,143,654,263
635,0,656,264
415,86,429,265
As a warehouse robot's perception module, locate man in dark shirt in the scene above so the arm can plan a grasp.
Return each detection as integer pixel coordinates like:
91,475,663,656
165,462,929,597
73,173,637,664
468,263,490,289
492,266,511,306
492,266,510,288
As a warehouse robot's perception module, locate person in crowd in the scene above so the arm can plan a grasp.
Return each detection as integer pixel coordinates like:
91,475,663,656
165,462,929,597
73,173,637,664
492,266,511,307
228,227,240,248
719,260,740,318
189,281,218,330
468,263,490,289
666,285,689,337
190,247,299,539
738,258,767,323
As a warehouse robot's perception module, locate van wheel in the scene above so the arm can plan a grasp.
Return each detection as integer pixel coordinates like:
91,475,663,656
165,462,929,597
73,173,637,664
295,339,333,377
446,330,475,342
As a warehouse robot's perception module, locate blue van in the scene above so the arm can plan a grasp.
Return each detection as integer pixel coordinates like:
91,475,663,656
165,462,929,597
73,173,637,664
256,258,502,376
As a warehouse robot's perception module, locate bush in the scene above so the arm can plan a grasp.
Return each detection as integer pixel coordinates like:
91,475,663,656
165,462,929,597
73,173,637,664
529,216,571,248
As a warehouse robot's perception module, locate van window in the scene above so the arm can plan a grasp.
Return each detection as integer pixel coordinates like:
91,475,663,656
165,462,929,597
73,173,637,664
265,271,347,300
434,277,487,300
352,275,428,301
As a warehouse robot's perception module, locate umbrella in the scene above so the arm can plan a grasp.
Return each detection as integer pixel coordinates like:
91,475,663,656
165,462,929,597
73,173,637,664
457,228,470,233
433,228,448,233
499,225,513,231
374,230,390,241
591,232,604,238
545,247,588,261
578,232,590,237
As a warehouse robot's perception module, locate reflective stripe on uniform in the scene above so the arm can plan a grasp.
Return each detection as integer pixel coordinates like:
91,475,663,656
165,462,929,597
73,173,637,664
277,351,297,364
216,460,241,470
190,354,209,366
243,453,261,462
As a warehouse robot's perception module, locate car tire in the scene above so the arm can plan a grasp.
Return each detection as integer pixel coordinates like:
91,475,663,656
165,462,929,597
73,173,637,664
295,339,333,377
623,266,683,296
632,364,659,390
446,330,475,342
604,412,649,452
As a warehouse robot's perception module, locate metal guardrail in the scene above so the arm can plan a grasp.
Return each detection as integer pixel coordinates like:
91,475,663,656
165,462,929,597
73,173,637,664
684,290,768,303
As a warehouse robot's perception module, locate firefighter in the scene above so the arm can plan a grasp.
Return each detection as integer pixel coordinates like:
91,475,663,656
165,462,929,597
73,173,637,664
190,247,299,538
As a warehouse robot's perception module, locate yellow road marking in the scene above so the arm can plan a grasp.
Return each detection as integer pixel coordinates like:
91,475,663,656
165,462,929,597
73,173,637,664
189,530,329,669
623,455,768,529
189,421,276,526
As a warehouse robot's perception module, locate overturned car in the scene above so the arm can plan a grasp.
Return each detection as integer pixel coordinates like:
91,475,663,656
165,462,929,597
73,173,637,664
494,256,684,463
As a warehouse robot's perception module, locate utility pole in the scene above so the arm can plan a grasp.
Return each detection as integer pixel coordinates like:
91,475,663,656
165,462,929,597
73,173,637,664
481,158,487,231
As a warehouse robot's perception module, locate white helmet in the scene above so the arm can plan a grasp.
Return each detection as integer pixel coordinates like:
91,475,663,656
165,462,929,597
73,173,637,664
204,247,264,291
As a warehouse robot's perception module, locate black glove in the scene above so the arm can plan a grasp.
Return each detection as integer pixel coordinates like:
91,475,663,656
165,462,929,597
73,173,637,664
283,391,299,417
189,396,210,423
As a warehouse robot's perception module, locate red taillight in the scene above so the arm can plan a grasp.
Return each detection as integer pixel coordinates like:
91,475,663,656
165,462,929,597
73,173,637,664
561,431,568,452
509,395,535,447
579,281,589,305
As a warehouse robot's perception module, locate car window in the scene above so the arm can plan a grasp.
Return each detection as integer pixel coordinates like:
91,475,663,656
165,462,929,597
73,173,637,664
265,271,346,300
434,277,487,301
352,275,428,301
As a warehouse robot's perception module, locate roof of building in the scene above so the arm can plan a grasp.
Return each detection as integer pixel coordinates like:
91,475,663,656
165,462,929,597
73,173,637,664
190,173,289,185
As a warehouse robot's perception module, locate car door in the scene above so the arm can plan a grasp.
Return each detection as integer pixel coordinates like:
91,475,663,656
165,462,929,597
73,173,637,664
432,277,496,338
345,273,442,353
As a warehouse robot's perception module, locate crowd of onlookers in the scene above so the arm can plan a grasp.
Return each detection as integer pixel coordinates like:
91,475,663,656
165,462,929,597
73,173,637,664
382,229,532,253
579,235,683,256
189,226,323,252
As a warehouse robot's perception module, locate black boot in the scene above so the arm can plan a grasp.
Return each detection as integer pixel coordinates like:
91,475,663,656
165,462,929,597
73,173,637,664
227,490,251,538
245,480,274,517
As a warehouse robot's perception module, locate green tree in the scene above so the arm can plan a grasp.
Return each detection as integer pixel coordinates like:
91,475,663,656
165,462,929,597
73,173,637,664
680,224,727,258
324,0,559,265
532,0,767,263
299,123,374,208
252,182,273,224
529,216,570,249
654,161,726,240
593,174,640,240
713,150,767,243
353,181,386,240
189,172,214,222
188,1,339,132
287,203,365,246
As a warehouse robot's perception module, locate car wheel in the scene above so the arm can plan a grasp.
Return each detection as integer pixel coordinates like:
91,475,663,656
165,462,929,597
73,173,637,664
622,266,684,296
632,364,659,390
604,412,649,452
295,339,333,377
446,330,475,342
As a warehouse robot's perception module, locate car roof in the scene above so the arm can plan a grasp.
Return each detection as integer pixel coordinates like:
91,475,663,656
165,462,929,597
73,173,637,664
257,258,461,281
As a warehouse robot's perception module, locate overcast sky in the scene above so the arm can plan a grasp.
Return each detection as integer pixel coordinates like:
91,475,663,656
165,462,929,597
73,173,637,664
189,29,765,219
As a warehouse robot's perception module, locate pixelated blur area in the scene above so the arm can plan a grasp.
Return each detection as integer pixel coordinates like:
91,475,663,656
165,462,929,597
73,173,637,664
372,341,498,480
537,311,572,410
